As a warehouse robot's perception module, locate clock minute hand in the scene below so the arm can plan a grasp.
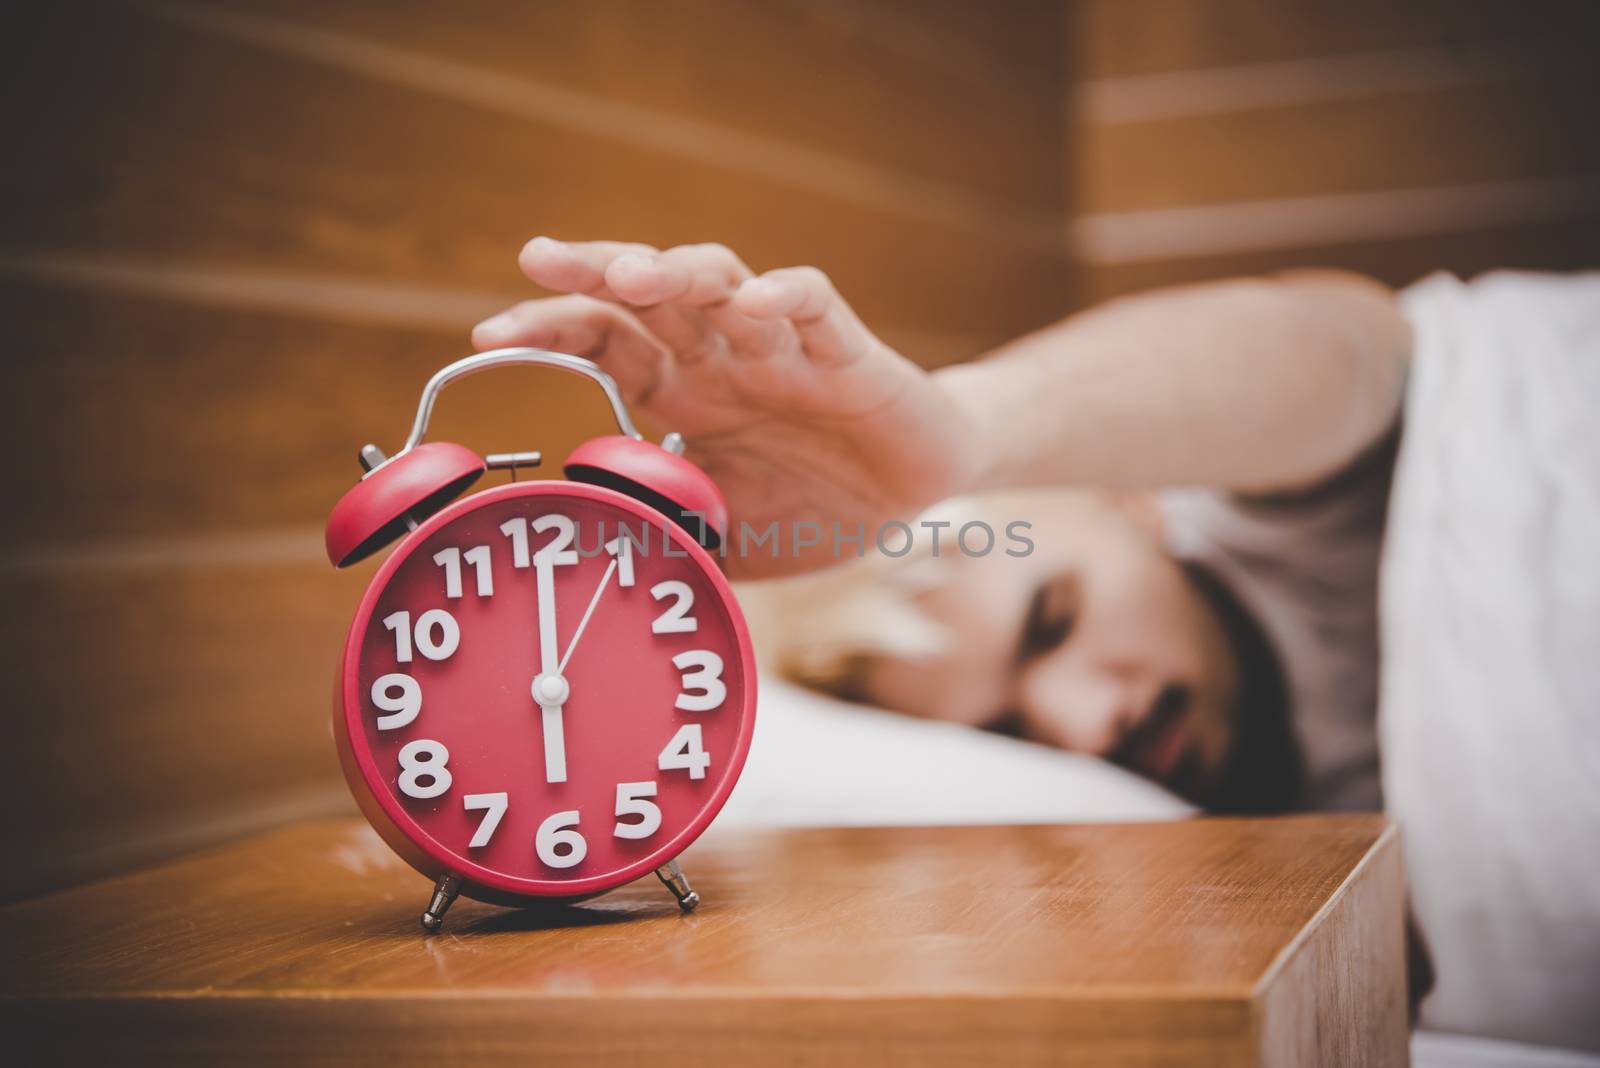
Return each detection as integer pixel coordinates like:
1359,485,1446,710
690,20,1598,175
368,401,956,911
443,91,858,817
532,549,569,784
558,557,618,675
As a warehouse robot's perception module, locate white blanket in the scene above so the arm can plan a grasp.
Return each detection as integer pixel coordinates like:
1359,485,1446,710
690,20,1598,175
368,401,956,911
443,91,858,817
1385,271,1600,1050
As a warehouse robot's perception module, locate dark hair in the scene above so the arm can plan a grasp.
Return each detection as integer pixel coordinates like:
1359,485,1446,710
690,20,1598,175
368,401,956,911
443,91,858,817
1183,563,1304,813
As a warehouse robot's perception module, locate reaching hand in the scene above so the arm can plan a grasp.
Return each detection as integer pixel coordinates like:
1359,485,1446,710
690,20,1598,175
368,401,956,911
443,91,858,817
473,239,979,578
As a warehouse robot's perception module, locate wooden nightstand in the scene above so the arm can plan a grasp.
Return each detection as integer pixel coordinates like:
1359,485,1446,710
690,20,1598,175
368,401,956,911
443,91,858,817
0,816,1406,1066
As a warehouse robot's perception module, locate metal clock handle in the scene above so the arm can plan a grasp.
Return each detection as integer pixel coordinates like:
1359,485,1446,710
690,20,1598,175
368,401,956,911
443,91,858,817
402,347,649,453
361,346,685,483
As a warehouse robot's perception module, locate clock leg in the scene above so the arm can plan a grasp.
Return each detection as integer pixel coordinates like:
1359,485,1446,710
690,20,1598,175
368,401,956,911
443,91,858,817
654,859,701,912
420,873,462,933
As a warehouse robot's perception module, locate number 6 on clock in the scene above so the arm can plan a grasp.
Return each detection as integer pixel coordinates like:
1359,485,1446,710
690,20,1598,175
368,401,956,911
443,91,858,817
535,810,587,869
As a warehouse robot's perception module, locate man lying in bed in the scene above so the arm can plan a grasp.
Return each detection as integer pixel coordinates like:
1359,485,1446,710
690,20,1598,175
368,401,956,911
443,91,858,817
473,237,1409,816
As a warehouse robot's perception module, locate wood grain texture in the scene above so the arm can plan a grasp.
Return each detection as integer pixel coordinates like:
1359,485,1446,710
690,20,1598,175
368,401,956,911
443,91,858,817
1076,216,1600,303
1064,0,1599,287
0,816,1406,1067
233,0,1067,211
1075,74,1600,214
1069,0,1599,78
0,2,1073,338
1,0,1070,900
0,281,626,549
0,275,986,559
0,558,358,900
1257,824,1409,1065
2,0,1589,932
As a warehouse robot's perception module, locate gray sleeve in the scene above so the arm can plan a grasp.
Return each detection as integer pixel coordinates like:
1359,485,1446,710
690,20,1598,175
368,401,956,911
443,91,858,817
1157,429,1398,810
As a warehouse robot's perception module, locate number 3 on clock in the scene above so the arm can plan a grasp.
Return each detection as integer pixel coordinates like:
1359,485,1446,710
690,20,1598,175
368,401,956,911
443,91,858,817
673,650,725,711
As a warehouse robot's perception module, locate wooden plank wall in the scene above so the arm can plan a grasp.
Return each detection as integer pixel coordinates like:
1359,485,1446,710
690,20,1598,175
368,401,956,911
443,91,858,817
0,0,1070,900
1064,0,1600,301
3,0,1594,903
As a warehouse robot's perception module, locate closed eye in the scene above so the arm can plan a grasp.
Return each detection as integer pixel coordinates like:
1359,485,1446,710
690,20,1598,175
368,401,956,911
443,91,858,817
1018,574,1077,663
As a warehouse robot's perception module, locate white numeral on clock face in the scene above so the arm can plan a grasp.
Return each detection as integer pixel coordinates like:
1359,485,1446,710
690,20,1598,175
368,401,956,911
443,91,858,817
532,513,578,565
433,545,493,598
463,791,508,847
415,609,460,660
499,515,578,569
398,739,452,799
650,580,697,633
382,610,411,661
500,518,529,567
370,673,421,730
613,781,662,839
658,723,711,779
535,810,587,869
382,609,460,662
673,650,726,711
605,534,636,588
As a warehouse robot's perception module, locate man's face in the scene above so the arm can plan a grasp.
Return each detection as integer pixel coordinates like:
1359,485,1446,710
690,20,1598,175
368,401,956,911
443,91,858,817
859,493,1241,803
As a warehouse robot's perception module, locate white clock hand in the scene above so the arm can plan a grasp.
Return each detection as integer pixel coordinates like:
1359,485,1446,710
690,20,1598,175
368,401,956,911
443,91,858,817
534,548,560,679
558,557,617,676
532,549,569,784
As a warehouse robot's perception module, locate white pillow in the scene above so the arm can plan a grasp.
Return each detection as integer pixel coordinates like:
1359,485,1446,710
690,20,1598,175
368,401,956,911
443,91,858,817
1384,271,1600,1050
719,676,1192,828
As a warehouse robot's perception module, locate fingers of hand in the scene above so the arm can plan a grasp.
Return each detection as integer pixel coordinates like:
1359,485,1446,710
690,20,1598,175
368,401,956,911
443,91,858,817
606,243,796,361
605,242,745,307
519,237,723,362
471,295,668,403
513,238,812,367
733,266,875,366
517,237,657,300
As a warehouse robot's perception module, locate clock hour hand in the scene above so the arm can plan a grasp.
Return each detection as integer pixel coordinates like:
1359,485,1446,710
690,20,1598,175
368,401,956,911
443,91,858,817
534,548,561,679
532,549,569,784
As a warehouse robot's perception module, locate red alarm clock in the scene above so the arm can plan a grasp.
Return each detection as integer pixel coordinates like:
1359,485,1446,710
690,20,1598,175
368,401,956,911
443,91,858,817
325,349,756,931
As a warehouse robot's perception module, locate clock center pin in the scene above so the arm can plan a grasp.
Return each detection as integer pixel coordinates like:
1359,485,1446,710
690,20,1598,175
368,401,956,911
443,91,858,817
533,673,570,706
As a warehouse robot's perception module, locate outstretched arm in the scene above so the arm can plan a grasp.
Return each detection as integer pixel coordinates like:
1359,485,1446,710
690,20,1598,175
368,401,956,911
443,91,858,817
473,240,1410,576
941,271,1411,496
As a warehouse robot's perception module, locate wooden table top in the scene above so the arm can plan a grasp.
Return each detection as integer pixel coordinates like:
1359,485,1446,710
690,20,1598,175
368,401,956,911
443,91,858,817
0,816,1408,1066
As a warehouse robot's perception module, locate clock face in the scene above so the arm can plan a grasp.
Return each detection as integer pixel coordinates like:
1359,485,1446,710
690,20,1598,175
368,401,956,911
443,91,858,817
337,480,755,900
